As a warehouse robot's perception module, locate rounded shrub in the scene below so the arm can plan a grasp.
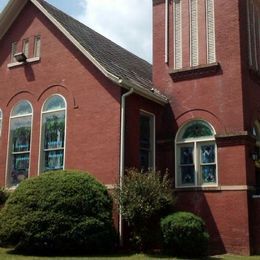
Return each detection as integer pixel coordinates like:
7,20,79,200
0,170,117,255
160,211,209,257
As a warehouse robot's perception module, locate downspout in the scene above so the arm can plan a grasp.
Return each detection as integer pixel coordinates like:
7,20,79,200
119,87,134,246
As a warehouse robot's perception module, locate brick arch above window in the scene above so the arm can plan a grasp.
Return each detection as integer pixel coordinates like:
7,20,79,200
6,91,35,108
175,109,224,134
37,84,78,109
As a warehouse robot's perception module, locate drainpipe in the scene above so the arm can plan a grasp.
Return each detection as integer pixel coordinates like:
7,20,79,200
119,87,134,246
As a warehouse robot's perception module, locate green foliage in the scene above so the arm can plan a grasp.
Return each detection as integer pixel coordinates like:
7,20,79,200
0,170,117,255
160,211,209,257
114,169,175,250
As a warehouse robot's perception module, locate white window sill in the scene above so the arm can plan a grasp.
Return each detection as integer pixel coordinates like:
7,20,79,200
8,57,40,68
175,185,219,191
175,185,253,191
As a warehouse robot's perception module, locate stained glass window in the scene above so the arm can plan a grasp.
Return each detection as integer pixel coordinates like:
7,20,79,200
41,95,66,172
180,146,195,185
11,100,32,116
200,144,216,184
43,95,65,112
182,121,214,139
176,120,217,187
8,101,32,186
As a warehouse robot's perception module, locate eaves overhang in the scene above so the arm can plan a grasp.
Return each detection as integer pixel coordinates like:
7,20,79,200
0,0,28,40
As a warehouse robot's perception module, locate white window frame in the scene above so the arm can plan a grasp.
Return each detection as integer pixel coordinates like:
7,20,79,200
34,35,41,58
140,110,156,171
5,100,33,187
22,38,29,58
38,94,67,174
11,42,17,63
175,120,218,188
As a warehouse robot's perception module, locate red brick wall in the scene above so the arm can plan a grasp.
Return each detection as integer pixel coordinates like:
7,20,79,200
124,93,169,171
152,0,254,255
0,2,121,186
153,0,245,133
176,191,251,255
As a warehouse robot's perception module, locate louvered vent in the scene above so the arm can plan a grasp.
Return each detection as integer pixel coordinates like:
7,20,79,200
165,0,169,63
206,0,216,64
174,0,182,69
190,0,198,66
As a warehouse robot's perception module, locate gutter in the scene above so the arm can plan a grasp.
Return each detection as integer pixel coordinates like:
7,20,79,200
118,79,168,106
119,87,134,246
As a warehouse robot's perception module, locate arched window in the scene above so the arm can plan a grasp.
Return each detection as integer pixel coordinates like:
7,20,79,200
40,95,66,172
8,101,32,186
175,120,217,187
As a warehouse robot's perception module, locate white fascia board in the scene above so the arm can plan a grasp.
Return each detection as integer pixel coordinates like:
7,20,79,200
119,79,168,105
0,0,28,40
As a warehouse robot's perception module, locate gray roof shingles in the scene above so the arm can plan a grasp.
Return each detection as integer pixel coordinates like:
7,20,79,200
39,0,155,91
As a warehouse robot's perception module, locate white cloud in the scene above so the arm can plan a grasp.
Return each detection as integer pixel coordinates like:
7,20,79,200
77,0,152,63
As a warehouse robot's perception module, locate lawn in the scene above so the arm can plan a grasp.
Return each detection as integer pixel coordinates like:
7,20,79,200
0,248,260,260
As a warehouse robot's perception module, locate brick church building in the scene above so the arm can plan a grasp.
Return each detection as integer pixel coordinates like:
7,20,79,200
0,0,260,255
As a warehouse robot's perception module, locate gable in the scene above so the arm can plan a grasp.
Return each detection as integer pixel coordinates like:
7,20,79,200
0,1,121,95
0,0,168,105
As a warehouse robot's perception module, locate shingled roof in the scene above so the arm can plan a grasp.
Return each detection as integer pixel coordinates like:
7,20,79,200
40,0,155,90
0,0,167,104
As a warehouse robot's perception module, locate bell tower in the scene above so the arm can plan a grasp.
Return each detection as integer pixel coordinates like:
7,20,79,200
153,0,260,255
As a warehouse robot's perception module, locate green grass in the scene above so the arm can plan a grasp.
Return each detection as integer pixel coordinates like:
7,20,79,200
0,248,259,260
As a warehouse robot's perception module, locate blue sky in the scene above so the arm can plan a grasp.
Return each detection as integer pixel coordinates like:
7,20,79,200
0,0,152,62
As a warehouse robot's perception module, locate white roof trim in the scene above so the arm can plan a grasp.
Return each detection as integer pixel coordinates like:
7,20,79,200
0,0,27,40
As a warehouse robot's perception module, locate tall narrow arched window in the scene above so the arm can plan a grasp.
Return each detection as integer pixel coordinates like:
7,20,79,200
40,95,66,172
175,120,217,188
8,101,32,186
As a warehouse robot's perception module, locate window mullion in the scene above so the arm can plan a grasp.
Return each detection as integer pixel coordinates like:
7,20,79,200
194,141,198,186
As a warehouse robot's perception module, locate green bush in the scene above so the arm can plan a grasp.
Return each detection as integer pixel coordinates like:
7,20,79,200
160,211,209,257
114,169,175,250
0,170,117,255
